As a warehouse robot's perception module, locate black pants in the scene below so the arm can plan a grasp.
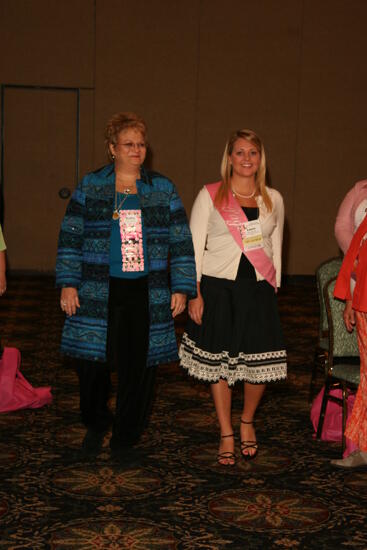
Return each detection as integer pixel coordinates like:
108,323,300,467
77,276,156,445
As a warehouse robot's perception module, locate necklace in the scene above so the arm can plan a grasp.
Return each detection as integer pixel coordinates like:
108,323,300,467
232,187,256,199
112,188,132,220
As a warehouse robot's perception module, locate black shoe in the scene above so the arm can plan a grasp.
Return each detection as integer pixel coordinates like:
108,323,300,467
217,433,236,466
240,419,258,461
82,428,105,454
109,434,140,452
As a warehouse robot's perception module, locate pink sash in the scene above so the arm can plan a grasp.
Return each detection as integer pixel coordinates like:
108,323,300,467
206,182,277,289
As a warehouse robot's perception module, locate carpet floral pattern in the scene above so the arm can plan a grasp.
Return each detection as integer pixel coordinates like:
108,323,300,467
0,276,366,549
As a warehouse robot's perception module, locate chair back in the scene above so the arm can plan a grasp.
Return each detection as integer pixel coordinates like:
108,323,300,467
316,257,342,339
324,276,359,361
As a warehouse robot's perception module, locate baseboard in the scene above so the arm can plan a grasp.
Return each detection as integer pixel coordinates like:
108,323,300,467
282,274,316,286
7,269,55,278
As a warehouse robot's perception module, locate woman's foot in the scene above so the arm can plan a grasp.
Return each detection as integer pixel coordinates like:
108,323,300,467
217,433,236,466
240,418,258,461
331,450,367,468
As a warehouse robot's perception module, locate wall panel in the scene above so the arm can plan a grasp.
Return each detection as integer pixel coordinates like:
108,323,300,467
3,88,77,270
94,0,199,207
194,0,303,273
0,0,94,87
292,0,367,273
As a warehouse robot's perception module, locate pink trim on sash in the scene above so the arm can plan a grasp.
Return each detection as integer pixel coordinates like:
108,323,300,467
206,181,277,289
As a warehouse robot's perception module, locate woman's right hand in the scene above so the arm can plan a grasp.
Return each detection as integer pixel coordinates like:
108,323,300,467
188,295,204,325
60,287,80,316
343,300,355,332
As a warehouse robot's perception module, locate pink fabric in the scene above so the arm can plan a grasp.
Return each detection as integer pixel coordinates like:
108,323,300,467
310,386,358,457
335,179,367,253
205,182,277,289
0,347,52,413
345,311,367,451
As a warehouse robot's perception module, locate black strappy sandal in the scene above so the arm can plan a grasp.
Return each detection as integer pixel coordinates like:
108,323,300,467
217,433,236,466
240,419,258,461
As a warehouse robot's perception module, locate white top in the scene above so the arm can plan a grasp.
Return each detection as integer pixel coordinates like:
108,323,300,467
190,186,284,287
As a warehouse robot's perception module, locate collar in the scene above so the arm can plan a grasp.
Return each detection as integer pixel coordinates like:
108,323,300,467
140,166,152,185
105,163,152,186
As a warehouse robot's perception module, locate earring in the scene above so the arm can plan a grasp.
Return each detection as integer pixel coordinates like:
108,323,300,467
112,154,115,160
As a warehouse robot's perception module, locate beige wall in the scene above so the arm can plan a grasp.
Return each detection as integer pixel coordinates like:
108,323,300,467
1,0,366,273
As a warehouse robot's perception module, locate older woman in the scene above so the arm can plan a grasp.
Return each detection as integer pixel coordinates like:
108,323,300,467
180,129,287,465
56,112,196,452
0,224,6,296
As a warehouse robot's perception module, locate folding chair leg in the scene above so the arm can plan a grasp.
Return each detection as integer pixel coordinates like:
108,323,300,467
309,351,319,403
309,348,328,404
316,378,331,440
341,384,348,457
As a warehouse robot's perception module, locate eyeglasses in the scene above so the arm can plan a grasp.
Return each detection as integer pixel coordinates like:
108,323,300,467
116,141,147,151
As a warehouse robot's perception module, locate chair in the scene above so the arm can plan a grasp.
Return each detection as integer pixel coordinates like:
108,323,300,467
309,257,343,401
316,276,360,455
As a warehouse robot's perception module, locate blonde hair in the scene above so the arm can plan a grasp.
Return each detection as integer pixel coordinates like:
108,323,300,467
104,112,147,161
216,128,272,211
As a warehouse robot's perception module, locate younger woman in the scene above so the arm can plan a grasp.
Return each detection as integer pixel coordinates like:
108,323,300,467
180,129,287,465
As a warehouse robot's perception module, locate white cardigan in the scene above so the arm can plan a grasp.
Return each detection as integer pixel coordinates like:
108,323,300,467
190,186,284,287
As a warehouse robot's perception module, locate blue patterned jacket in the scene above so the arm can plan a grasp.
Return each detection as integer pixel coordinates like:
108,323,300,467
56,164,197,366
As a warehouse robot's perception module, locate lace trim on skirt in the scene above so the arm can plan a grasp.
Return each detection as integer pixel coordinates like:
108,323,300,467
179,333,287,386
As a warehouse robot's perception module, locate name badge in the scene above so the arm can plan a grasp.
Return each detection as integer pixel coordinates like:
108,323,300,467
239,219,264,251
119,209,144,272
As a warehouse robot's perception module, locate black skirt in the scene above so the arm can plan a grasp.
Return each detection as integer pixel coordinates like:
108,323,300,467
179,274,287,386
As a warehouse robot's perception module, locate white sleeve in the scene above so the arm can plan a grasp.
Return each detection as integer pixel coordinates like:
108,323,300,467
189,187,213,281
270,191,285,288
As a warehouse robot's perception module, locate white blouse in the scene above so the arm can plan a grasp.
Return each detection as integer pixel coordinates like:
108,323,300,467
190,186,285,287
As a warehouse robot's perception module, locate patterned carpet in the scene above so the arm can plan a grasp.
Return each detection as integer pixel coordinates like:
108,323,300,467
0,276,366,549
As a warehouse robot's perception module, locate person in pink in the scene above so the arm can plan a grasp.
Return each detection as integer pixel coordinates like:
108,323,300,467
0,224,52,413
335,179,367,254
331,180,367,468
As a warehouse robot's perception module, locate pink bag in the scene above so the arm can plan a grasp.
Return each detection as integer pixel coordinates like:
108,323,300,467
310,386,358,457
0,347,52,413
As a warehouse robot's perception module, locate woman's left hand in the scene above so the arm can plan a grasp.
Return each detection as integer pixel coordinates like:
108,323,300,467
343,300,356,332
171,293,187,318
